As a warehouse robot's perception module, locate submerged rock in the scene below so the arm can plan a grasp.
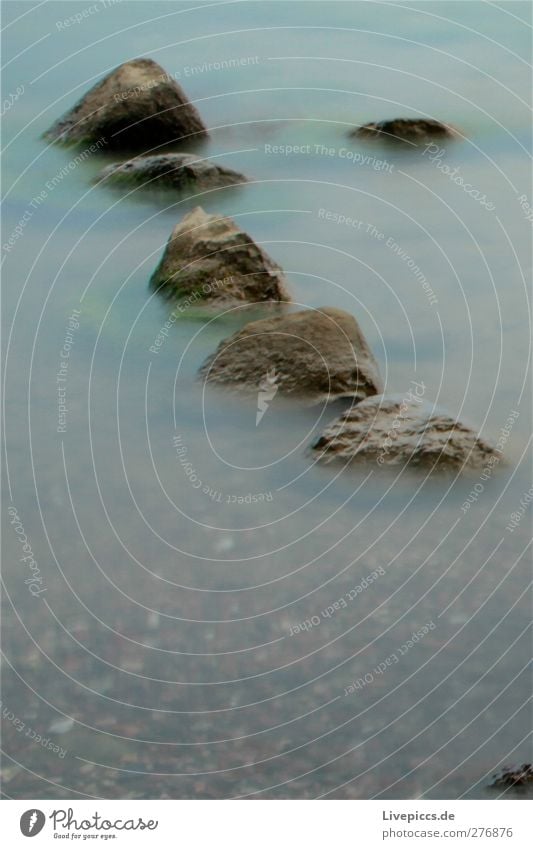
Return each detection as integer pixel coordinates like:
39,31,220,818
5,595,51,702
489,764,533,791
352,118,458,144
312,395,497,471
97,154,246,192
44,58,207,149
199,307,383,405
150,206,290,304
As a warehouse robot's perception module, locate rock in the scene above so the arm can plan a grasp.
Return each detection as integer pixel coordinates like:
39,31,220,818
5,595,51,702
44,58,207,149
352,118,457,144
312,395,497,471
199,307,382,404
97,153,246,192
489,764,533,790
150,206,290,304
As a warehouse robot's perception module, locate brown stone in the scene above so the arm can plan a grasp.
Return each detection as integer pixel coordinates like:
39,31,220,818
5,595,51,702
312,394,497,471
44,58,207,149
150,206,290,304
199,307,383,404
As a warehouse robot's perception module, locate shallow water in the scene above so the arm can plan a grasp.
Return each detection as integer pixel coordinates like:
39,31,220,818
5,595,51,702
2,1,531,799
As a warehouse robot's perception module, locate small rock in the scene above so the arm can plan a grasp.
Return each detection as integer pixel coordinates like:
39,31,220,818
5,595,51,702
97,154,246,192
44,57,207,149
199,307,382,405
312,395,497,471
489,764,533,789
352,118,458,144
150,206,290,304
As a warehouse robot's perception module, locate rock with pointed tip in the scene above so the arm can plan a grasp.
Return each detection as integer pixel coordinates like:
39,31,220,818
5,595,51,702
352,118,458,144
44,58,207,149
312,395,497,471
199,307,383,404
97,153,246,192
150,206,290,304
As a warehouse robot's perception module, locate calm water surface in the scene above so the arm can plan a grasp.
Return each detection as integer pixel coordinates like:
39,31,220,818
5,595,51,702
2,1,531,799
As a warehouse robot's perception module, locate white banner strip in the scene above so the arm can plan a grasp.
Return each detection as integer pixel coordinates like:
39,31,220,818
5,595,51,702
1,799,531,847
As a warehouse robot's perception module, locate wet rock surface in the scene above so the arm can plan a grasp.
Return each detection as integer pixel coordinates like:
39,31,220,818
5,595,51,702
489,764,533,792
352,118,458,144
97,153,246,192
44,58,207,149
150,206,290,304
313,395,497,471
199,307,383,404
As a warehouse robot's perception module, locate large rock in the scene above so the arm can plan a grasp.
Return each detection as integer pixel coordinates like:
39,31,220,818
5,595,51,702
199,307,383,404
312,394,497,471
44,58,207,149
150,206,290,304
352,118,457,144
97,153,246,192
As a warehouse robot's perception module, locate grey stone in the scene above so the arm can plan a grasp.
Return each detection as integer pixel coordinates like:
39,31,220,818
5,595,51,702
352,118,458,144
97,153,246,192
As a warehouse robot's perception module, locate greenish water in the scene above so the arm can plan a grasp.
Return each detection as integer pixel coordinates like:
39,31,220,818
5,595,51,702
2,1,531,799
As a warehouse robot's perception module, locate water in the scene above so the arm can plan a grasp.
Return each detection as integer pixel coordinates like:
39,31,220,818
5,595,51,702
2,1,531,799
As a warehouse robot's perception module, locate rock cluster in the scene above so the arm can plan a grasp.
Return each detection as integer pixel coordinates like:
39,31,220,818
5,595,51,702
41,55,498,476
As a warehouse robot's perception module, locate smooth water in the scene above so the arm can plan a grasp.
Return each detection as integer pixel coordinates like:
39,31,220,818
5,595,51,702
2,1,531,799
